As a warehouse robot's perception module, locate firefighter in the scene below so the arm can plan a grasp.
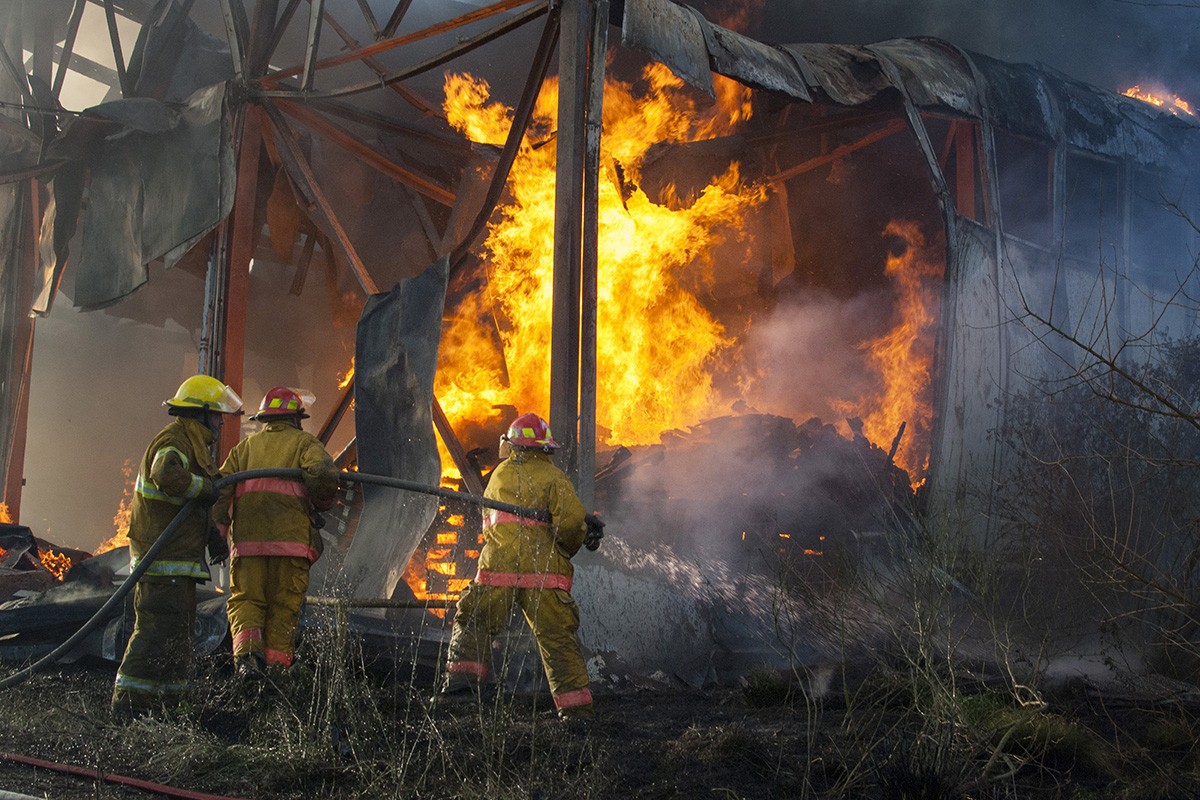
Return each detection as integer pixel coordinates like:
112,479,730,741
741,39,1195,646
442,412,595,719
213,387,339,678
112,374,243,719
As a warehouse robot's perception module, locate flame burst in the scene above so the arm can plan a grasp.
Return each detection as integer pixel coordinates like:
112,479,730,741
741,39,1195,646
0,502,10,524
96,459,135,554
438,67,766,445
1122,85,1196,118
848,221,941,482
39,548,71,580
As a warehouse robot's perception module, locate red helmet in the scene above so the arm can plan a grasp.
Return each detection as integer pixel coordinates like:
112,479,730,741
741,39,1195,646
504,412,560,450
252,387,310,420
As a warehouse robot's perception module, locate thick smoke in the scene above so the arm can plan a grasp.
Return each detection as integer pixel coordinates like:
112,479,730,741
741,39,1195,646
736,288,893,425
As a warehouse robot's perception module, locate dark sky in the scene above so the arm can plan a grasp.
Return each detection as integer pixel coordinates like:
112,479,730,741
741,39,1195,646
690,0,1199,100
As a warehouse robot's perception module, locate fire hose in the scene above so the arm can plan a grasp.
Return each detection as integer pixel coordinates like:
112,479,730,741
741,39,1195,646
0,468,605,690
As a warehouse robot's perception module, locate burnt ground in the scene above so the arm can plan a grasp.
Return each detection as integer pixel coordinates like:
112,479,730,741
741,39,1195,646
0,656,1198,799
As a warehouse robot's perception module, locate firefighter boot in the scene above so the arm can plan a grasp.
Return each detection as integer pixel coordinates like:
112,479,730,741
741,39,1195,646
235,651,266,683
433,672,484,709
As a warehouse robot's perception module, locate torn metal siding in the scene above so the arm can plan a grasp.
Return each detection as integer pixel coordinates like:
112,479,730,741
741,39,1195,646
779,43,891,107
690,16,811,102
867,39,979,118
621,0,1198,167
620,0,714,96
35,83,235,313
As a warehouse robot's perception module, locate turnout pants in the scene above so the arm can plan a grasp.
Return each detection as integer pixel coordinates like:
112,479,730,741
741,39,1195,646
446,583,593,714
112,577,196,712
228,554,309,667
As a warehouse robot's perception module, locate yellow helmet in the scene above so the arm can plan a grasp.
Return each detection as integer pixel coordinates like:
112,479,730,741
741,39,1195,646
164,375,243,414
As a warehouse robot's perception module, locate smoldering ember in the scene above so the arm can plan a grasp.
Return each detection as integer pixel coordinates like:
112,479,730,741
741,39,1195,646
1,0,1199,797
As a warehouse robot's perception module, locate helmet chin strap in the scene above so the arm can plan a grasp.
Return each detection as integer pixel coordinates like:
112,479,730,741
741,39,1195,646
205,409,224,438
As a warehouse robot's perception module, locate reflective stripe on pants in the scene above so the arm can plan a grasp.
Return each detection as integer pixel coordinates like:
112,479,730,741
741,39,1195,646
446,582,590,703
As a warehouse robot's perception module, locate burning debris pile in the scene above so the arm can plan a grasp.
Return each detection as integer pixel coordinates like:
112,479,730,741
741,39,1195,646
595,414,915,568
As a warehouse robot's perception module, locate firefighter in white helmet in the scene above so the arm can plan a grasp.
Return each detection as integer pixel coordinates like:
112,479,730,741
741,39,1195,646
112,375,242,719
441,412,595,719
213,387,339,678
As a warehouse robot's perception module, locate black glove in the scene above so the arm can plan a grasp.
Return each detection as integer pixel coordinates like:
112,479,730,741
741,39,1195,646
207,527,230,565
584,516,605,552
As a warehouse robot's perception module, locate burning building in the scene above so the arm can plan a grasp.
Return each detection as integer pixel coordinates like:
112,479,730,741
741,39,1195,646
0,0,1198,681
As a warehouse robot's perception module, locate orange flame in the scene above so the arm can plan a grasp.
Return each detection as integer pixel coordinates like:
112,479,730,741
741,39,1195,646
1122,85,1196,118
0,502,10,524
38,548,71,581
337,358,356,391
96,459,134,554
842,221,941,483
438,67,765,445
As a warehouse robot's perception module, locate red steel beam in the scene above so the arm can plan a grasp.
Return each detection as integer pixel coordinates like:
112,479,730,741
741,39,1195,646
263,102,380,295
310,8,438,116
768,119,907,185
263,0,536,84
277,100,455,206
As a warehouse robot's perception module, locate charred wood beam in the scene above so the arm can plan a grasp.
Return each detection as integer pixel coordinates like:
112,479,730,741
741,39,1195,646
215,107,265,458
299,5,438,117
310,99,467,154
301,0,326,92
433,398,485,495
219,0,246,82
382,0,415,38
52,0,88,99
289,232,316,295
277,99,455,206
0,158,68,186
355,0,382,39
0,40,35,107
247,0,281,77
317,380,354,445
550,0,590,480
258,2,548,101
404,184,444,259
264,101,380,295
448,2,560,269
102,0,131,96
38,46,121,90
767,119,907,184
332,438,357,468
264,0,303,72
264,0,537,84
2,183,40,518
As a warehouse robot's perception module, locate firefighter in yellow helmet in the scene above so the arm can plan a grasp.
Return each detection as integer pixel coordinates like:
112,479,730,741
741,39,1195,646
213,387,339,677
442,412,595,718
112,374,243,719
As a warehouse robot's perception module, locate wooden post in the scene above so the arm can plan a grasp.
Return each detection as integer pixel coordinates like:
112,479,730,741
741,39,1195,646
217,106,264,459
550,0,590,482
577,0,607,508
1,181,39,521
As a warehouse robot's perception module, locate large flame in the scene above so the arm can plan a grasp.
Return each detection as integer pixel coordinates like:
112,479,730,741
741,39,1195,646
96,459,134,554
849,221,942,483
438,67,765,445
1122,85,1196,118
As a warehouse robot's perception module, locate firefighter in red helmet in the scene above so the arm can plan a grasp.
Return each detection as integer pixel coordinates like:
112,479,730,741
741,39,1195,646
213,387,339,677
112,375,243,719
441,412,595,719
